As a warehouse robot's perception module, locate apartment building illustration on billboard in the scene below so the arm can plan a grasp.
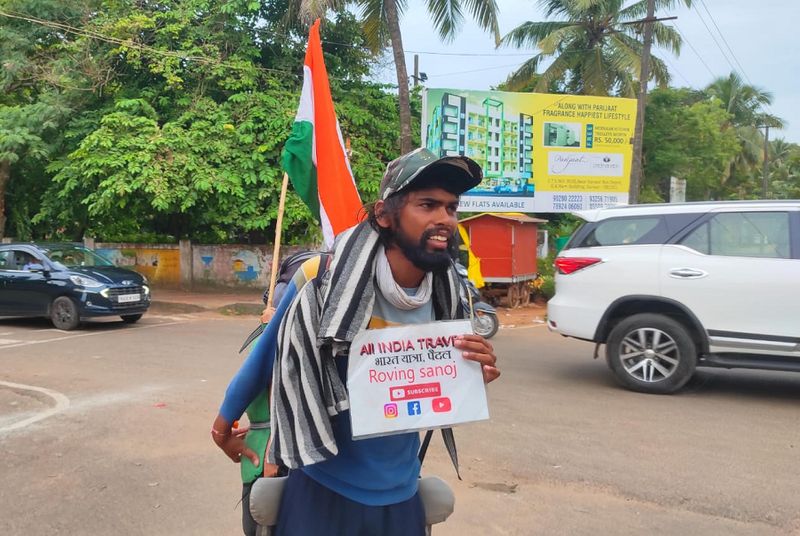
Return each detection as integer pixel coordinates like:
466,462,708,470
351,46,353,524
426,92,534,196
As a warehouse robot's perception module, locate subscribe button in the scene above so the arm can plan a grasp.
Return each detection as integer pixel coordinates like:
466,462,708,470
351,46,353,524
389,382,442,401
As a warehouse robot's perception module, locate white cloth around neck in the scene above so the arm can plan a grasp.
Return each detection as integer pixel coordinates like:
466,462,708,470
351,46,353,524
374,245,433,310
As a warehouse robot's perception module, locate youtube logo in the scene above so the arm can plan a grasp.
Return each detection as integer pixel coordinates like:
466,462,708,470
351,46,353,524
432,397,452,413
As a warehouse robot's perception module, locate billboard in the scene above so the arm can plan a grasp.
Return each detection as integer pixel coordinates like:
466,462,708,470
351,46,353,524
421,88,637,213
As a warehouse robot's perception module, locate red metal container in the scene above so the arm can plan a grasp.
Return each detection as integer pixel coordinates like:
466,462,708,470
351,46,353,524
459,213,547,307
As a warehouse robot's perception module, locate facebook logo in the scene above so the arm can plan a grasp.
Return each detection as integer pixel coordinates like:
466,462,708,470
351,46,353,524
407,401,422,416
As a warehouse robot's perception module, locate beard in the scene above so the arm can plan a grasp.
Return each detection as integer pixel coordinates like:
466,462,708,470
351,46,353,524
391,219,455,273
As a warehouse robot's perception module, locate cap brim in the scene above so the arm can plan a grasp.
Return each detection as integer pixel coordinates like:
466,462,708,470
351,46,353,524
417,156,483,195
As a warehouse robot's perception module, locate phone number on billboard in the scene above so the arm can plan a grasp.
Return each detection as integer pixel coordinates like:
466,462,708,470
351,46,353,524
552,194,620,210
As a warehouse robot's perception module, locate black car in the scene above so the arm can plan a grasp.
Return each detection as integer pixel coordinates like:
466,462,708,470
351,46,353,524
0,243,150,330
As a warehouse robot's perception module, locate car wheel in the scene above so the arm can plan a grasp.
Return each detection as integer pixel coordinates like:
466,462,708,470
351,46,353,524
472,311,499,339
50,296,81,331
120,314,143,324
606,313,696,394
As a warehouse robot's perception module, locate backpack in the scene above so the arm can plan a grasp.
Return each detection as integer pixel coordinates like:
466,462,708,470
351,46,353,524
262,250,328,306
241,251,330,354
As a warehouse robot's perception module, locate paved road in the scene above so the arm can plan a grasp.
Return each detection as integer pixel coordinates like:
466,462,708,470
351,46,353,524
1,313,799,535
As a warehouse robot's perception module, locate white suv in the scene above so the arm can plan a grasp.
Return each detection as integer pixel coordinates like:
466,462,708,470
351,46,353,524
548,201,800,394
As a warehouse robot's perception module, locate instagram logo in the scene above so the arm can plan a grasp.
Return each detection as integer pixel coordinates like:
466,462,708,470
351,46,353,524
384,403,398,419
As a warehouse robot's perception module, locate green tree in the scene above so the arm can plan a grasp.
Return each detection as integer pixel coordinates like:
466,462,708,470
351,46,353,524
0,102,65,237
768,139,800,199
705,72,785,190
24,1,406,243
500,0,689,96
0,0,106,237
642,88,739,201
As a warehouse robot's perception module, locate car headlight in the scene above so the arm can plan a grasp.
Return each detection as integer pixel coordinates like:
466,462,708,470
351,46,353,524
143,285,150,296
69,275,103,288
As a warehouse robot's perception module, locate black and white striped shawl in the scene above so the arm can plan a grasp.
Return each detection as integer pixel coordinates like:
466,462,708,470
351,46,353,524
267,221,464,468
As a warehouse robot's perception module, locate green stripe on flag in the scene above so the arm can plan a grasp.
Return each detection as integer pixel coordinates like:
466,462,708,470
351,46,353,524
282,120,320,219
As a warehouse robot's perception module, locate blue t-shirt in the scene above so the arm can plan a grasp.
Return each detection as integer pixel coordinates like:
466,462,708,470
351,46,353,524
302,289,434,506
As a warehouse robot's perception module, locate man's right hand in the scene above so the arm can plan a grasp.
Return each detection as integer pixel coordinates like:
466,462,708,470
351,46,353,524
211,414,260,466
260,306,276,324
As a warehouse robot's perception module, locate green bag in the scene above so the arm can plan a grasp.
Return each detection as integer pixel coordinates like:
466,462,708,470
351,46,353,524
240,388,270,483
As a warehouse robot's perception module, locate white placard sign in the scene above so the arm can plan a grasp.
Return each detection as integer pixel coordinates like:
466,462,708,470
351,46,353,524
347,320,490,440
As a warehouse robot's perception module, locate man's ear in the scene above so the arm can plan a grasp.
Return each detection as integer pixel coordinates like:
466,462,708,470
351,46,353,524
374,200,391,229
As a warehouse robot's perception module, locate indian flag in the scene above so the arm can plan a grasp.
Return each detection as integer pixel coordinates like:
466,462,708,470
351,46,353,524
282,19,363,248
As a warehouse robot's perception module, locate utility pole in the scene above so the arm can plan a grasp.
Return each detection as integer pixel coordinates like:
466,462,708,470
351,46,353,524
628,0,656,205
410,54,427,86
761,125,770,198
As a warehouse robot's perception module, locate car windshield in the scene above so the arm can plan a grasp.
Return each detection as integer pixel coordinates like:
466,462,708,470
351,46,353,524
46,246,114,268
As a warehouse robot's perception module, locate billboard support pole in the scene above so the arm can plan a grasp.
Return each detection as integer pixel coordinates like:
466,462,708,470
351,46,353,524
629,0,656,205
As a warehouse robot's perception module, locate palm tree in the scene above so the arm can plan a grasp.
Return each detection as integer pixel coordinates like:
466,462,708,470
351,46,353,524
705,72,785,186
359,0,501,153
292,1,501,154
706,72,784,129
768,139,800,199
500,0,689,96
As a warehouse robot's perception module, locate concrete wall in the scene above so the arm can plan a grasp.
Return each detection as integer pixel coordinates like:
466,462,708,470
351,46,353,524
93,240,312,290
190,244,306,289
96,243,181,287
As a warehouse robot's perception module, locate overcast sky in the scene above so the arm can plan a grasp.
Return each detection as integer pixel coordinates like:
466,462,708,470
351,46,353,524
373,0,800,143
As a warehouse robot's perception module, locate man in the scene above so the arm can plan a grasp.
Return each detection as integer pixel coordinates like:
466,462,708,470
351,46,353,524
22,256,45,271
213,148,500,535
212,257,323,536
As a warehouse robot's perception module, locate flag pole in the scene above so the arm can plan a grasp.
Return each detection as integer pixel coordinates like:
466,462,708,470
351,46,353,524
266,172,290,310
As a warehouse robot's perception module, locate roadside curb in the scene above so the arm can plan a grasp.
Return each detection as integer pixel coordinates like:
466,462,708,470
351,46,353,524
150,300,263,316
149,301,209,314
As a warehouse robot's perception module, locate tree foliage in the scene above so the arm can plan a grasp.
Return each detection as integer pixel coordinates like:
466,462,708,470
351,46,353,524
1,0,405,242
642,84,797,202
642,88,739,201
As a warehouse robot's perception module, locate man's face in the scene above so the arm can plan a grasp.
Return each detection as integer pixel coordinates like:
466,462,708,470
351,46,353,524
385,187,459,272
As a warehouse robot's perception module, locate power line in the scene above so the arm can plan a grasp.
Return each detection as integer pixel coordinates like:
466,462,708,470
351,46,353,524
404,49,530,57
426,62,526,79
694,0,777,119
663,57,691,86
671,23,716,79
696,0,752,85
321,40,533,57
690,3,737,74
0,9,397,87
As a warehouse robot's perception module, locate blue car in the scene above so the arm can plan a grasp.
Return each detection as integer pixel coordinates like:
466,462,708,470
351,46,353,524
0,243,150,330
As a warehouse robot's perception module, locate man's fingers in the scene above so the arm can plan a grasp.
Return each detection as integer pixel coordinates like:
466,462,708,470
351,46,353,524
483,365,501,384
455,335,493,354
241,446,260,466
261,306,276,324
458,344,497,366
462,351,496,367
455,334,499,382
457,340,492,355
233,426,250,438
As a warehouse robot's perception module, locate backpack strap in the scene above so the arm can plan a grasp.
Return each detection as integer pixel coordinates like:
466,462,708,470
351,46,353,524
313,253,331,289
241,253,331,354
419,428,461,481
